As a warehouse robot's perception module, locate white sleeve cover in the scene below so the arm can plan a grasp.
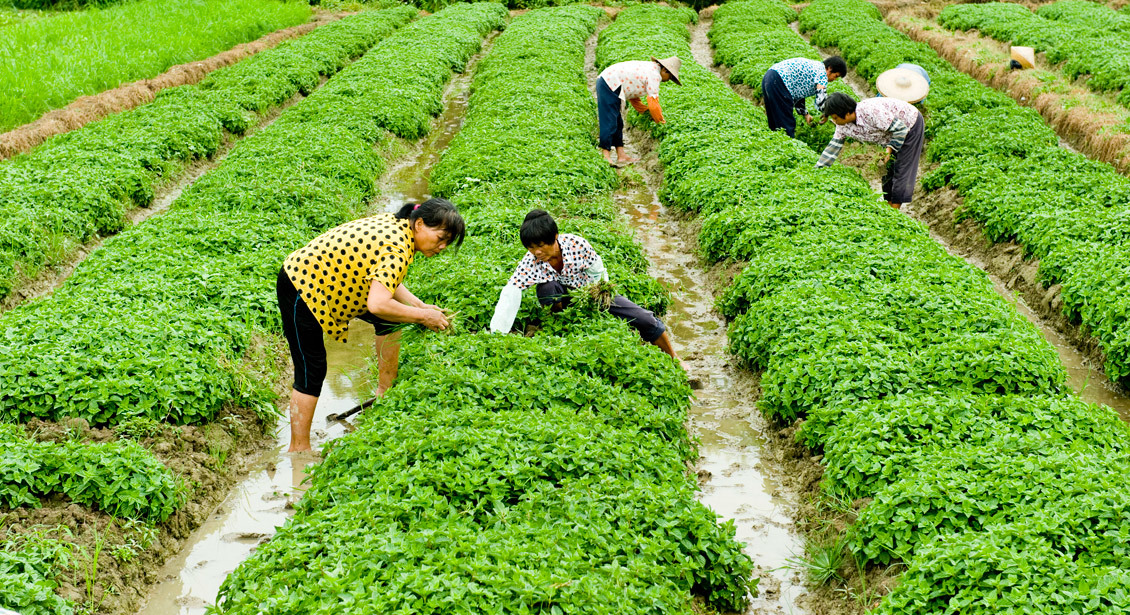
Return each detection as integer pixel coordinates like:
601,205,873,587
489,284,523,333
586,254,609,283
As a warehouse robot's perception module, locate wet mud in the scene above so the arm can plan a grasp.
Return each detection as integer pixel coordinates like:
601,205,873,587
2,336,287,615
587,14,817,613
130,36,495,615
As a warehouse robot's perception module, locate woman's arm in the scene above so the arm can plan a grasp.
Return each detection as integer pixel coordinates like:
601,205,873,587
367,280,448,331
392,284,427,309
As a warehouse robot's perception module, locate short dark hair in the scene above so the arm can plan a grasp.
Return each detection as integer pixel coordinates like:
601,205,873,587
824,56,847,78
395,197,466,247
519,209,558,248
823,92,857,119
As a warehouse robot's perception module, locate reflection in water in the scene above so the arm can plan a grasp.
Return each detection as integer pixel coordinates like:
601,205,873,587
616,182,808,614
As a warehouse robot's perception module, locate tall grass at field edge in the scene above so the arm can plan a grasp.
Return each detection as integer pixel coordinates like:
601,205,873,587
0,0,312,132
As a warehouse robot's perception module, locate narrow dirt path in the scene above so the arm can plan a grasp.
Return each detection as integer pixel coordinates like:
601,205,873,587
588,17,811,612
131,35,496,615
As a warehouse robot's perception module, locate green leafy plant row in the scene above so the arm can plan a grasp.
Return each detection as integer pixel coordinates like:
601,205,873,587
216,328,753,613
752,0,1130,610
0,6,416,301
0,0,313,132
0,424,183,522
215,6,756,612
800,0,1130,383
601,2,1061,418
0,529,76,615
0,3,506,426
1037,0,1130,35
940,2,1130,101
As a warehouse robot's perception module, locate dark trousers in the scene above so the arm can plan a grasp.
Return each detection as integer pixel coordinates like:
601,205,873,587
762,69,798,138
277,267,397,397
536,281,666,343
882,113,925,204
596,77,624,150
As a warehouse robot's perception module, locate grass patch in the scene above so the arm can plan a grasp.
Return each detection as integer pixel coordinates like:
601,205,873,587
0,0,312,132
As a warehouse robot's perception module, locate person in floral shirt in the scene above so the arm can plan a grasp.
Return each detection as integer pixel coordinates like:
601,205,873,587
816,93,925,210
595,56,682,166
489,209,680,362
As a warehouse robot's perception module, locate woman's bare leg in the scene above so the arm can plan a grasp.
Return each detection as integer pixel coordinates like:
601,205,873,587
375,330,402,396
288,389,318,452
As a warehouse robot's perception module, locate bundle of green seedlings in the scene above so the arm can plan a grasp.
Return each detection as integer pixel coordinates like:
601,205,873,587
604,3,1130,613
803,0,1130,383
216,6,756,612
707,0,855,151
0,6,415,300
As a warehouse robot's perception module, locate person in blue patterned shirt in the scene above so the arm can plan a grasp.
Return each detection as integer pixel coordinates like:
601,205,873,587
761,56,847,138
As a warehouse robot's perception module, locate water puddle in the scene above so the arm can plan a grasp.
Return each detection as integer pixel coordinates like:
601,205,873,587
135,324,369,615
133,39,494,615
596,16,810,612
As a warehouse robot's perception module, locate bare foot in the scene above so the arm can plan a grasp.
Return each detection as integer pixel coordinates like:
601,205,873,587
618,156,640,165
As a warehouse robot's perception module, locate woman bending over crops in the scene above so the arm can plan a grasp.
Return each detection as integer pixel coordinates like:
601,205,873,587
277,199,465,452
816,93,925,210
595,56,683,167
488,209,679,362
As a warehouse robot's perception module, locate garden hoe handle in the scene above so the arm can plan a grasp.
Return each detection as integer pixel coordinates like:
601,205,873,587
326,397,376,422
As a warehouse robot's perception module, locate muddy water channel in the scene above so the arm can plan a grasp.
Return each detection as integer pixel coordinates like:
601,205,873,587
585,19,811,613
616,174,810,613
133,45,486,615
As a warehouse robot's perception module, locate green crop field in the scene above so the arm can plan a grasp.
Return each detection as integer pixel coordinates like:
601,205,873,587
3,0,1130,613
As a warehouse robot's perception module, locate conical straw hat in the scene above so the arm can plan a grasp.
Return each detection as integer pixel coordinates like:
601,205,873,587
876,67,930,103
1011,46,1036,69
651,56,682,85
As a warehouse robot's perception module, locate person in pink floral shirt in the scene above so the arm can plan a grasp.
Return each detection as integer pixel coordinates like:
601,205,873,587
595,56,682,166
816,93,925,210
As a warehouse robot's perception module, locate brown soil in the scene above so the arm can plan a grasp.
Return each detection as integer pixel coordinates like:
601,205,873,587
886,12,1130,172
0,11,345,160
0,335,289,615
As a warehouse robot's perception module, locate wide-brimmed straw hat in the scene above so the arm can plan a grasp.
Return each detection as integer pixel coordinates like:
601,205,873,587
876,67,930,103
651,56,683,85
1011,45,1036,69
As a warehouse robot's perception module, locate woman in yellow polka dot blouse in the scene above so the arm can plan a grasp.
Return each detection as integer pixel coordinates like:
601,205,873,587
276,198,466,452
